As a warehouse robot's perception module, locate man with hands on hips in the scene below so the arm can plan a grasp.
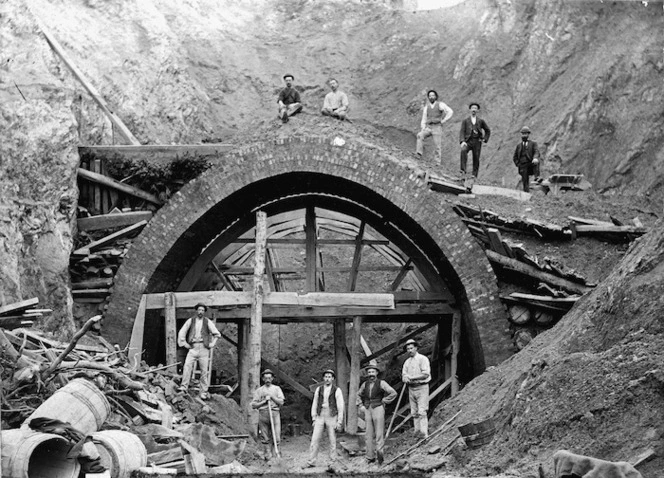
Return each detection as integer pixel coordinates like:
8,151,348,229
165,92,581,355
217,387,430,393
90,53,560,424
306,369,345,467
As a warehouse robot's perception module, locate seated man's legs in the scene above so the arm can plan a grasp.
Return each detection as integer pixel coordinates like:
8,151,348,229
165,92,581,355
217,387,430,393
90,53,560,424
321,107,333,116
287,102,303,117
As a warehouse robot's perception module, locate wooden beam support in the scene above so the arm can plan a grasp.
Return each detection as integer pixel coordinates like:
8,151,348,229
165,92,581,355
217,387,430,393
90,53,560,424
305,205,317,292
164,292,177,372
361,322,437,365
74,220,148,256
0,298,39,316
128,295,147,368
347,221,365,292
346,316,363,434
78,168,162,205
389,259,412,291
77,211,153,232
231,237,389,246
334,319,350,425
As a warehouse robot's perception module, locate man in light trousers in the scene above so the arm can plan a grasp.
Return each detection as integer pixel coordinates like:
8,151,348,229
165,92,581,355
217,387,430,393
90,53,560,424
401,339,431,438
306,369,345,467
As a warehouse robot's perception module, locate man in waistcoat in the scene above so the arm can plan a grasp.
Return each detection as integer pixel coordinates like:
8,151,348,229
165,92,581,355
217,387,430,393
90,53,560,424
321,78,349,121
401,339,431,438
277,74,303,123
415,89,453,164
251,369,285,460
512,126,541,192
177,303,221,399
306,369,345,467
357,363,397,465
459,102,491,181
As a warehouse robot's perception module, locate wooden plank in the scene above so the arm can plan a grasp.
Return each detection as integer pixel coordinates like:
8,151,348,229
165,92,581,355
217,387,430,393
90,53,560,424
34,17,140,145
231,237,389,246
346,221,365,292
92,159,102,214
568,216,613,226
71,279,114,290
0,298,39,316
305,205,317,292
427,175,466,194
509,292,580,304
347,316,362,434
78,168,162,205
74,220,147,255
71,289,110,298
573,224,646,234
485,250,592,295
148,448,184,466
391,377,453,434
334,319,349,425
128,295,147,368
219,264,406,274
164,292,177,372
77,211,153,232
361,322,437,365
472,185,531,201
486,228,509,256
143,291,395,310
389,259,412,291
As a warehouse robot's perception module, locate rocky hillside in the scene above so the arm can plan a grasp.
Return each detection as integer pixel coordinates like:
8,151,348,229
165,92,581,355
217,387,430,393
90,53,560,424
1,0,662,334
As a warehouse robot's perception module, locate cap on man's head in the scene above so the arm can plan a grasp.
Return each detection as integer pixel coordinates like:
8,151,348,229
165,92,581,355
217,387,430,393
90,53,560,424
404,339,418,349
262,369,274,377
364,363,380,372
323,369,336,377
520,126,531,134
427,89,439,99
469,102,481,110
194,303,208,311
283,74,294,80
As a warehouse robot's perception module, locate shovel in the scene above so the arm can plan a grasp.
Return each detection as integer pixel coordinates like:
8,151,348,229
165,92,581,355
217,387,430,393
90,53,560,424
267,399,282,459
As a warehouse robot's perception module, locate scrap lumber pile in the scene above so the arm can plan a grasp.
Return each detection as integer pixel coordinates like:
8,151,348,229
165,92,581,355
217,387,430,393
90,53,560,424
0,297,51,329
568,215,647,243
0,318,251,476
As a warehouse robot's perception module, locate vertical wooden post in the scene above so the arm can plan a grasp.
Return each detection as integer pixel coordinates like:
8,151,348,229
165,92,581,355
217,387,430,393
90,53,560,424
244,211,267,430
333,319,350,425
346,316,363,434
92,159,102,214
347,221,365,292
238,320,246,404
128,295,147,369
164,292,177,371
305,205,317,292
451,313,461,396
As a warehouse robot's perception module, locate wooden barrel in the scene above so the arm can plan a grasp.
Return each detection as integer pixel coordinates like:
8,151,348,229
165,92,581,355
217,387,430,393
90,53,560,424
458,418,496,448
27,378,110,435
1,429,80,478
92,430,148,478
508,305,531,325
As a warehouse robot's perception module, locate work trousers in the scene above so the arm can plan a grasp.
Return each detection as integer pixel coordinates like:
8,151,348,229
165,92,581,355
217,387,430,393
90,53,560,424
308,408,338,463
518,163,540,192
181,343,210,392
364,404,386,459
416,124,443,163
460,139,483,177
408,384,429,438
279,102,303,118
321,106,348,120
258,408,281,457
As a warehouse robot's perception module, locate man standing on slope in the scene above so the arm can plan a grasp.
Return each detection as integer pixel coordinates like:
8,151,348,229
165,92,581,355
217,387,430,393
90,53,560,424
415,89,453,163
512,126,541,192
402,339,431,438
306,369,345,468
459,102,491,183
277,74,303,123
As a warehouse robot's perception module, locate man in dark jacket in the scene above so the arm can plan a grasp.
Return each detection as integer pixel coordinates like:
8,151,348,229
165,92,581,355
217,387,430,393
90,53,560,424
512,126,541,192
277,74,303,123
459,102,491,180
306,369,345,467
357,363,397,465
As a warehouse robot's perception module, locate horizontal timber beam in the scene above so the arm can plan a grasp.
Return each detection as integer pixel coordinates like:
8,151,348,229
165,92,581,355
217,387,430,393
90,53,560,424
232,238,390,246
79,144,233,162
77,211,153,232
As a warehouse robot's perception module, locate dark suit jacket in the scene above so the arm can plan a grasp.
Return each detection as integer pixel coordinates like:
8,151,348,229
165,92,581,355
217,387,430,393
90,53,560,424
459,117,491,144
512,140,540,169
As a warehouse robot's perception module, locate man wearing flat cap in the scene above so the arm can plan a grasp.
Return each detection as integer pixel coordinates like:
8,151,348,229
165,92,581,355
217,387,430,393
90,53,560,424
357,363,397,465
415,89,453,164
459,102,491,183
306,369,345,467
512,126,541,192
401,339,431,438
177,303,221,399
251,369,285,460
277,74,303,123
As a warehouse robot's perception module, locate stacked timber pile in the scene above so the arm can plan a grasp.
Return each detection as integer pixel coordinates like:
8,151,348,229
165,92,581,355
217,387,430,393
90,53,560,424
0,297,51,330
0,317,251,476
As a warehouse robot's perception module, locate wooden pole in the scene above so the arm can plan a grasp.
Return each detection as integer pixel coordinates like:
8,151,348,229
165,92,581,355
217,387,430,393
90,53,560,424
77,168,162,205
305,205,317,292
451,313,461,396
128,295,147,369
164,292,177,372
334,319,350,425
244,211,267,430
346,316,363,434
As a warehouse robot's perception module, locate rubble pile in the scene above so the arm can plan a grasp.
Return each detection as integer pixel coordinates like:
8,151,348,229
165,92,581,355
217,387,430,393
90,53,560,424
0,319,253,476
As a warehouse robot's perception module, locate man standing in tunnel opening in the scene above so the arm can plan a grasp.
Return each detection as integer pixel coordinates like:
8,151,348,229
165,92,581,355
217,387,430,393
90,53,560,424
459,102,491,184
402,339,431,438
177,302,220,399
415,89,453,164
306,369,345,467
251,369,285,460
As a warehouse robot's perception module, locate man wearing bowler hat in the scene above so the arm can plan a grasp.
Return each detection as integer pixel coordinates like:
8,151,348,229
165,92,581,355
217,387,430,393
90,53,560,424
306,369,345,467
251,369,285,460
357,363,397,465
512,126,541,192
401,339,431,438
177,303,221,399
459,102,491,183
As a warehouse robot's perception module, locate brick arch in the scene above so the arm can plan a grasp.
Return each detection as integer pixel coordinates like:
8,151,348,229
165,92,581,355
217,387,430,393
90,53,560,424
106,136,511,373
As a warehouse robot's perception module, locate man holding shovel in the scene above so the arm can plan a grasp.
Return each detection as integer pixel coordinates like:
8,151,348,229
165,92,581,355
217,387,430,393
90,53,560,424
251,369,285,460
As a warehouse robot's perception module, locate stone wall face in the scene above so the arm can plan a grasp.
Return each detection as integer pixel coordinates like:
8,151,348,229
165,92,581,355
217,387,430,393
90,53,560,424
106,136,511,370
